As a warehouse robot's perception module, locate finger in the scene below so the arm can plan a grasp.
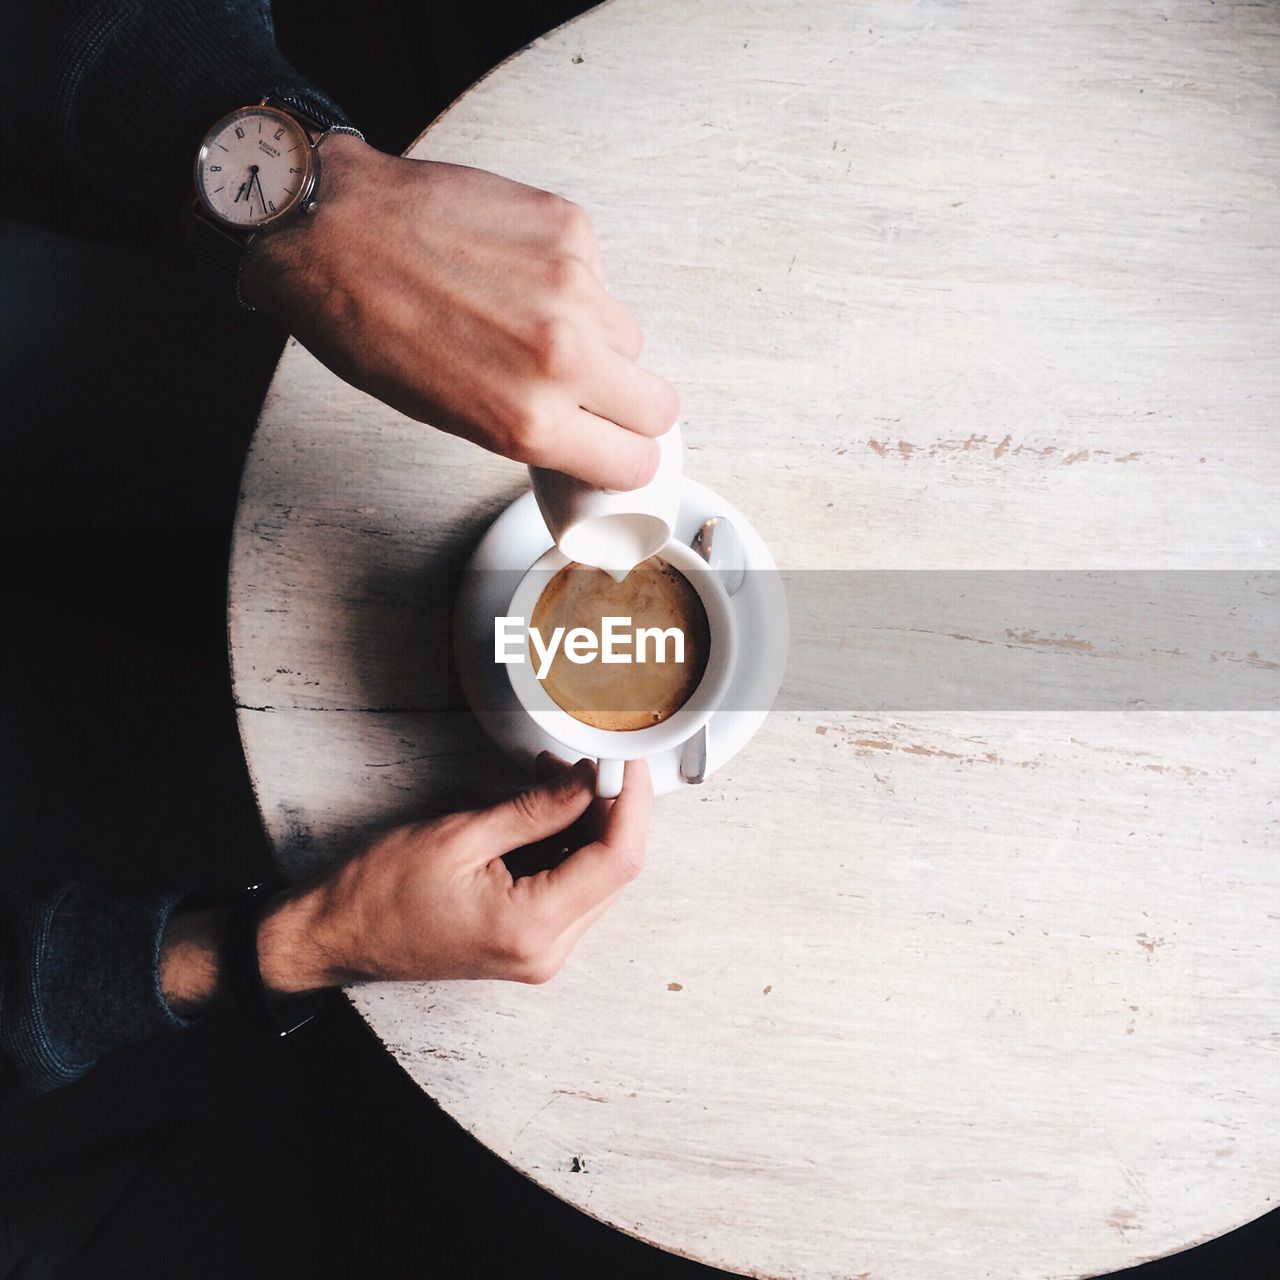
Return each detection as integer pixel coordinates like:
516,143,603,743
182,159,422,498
577,339,679,440
598,757,651,852
509,777,610,880
473,757,596,860
504,755,594,881
581,279,643,360
541,408,662,491
517,759,652,929
534,750,571,781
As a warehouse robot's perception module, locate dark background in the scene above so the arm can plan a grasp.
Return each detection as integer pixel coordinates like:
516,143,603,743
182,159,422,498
1,1,1276,1275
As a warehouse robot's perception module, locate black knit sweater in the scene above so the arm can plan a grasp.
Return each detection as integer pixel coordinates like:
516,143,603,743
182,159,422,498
26,1,350,223
0,1,347,1099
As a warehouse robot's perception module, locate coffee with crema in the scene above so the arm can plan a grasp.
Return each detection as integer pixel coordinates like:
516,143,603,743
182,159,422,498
529,557,710,732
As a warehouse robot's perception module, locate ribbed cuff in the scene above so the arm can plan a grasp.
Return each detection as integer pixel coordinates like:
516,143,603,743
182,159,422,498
54,0,351,211
10,885,191,1094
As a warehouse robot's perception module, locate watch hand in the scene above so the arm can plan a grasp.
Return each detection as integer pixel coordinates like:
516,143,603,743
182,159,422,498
250,165,268,217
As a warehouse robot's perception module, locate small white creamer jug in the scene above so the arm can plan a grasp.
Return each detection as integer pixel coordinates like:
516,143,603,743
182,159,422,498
528,421,683,580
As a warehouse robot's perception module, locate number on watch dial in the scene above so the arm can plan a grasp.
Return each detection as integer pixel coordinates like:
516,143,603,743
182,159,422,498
195,106,314,230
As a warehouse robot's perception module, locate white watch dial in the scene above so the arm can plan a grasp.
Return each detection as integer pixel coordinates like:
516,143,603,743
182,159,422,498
195,106,315,229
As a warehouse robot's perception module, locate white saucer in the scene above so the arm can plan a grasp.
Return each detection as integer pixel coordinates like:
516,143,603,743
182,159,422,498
453,479,788,797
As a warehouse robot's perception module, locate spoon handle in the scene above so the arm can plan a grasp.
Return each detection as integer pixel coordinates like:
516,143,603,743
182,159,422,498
679,726,707,785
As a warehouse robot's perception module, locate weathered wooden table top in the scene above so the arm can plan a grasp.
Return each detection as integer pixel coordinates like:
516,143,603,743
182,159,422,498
229,2,1280,1276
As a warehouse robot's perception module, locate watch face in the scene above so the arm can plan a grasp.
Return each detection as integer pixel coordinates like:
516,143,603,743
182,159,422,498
195,106,315,230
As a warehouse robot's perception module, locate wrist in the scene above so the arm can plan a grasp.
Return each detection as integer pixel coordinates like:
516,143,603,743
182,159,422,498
255,886,336,995
159,907,229,1016
239,132,379,313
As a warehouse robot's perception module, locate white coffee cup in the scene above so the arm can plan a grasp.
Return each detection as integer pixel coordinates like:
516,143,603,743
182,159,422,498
504,537,737,797
528,422,683,579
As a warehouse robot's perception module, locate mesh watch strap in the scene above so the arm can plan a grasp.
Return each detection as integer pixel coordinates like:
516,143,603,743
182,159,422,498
264,89,361,140
189,214,256,309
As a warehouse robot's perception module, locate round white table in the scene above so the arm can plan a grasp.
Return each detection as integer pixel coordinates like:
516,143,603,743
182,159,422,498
228,2,1280,1276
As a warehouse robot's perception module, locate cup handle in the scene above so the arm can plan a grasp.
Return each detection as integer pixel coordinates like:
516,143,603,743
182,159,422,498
596,757,625,798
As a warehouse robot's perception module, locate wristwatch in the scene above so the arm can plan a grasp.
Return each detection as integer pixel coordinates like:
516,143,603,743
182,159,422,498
190,92,362,307
224,883,327,1037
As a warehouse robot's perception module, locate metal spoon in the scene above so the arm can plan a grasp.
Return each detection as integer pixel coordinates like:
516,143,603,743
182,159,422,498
681,517,746,784
691,515,747,597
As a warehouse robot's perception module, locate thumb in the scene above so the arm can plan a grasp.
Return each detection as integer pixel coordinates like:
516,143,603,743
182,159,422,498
472,757,596,857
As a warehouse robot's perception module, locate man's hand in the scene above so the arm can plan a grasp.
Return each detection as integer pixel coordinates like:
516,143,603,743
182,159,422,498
241,135,679,491
160,758,652,1013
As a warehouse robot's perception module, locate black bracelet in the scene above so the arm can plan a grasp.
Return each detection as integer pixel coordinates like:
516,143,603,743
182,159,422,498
224,884,326,1037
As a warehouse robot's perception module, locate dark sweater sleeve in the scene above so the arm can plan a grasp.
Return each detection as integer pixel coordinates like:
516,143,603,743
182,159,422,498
0,885,191,1098
34,0,351,220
